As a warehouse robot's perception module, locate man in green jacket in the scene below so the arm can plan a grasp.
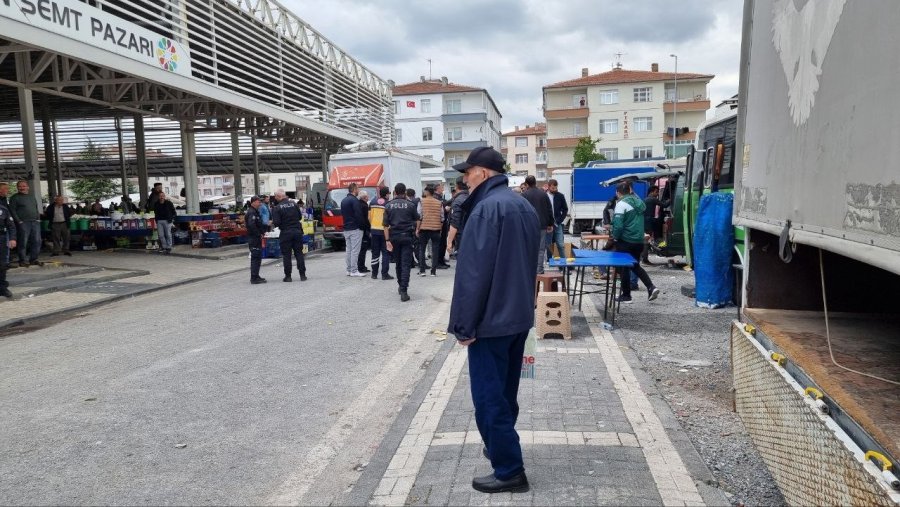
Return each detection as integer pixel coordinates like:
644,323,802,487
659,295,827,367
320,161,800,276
611,181,659,303
9,180,43,267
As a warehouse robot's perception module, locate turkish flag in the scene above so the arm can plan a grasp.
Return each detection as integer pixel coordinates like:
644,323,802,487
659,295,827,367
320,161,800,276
406,100,415,108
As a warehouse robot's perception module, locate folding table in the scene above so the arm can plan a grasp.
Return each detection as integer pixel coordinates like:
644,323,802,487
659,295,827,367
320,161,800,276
548,249,636,327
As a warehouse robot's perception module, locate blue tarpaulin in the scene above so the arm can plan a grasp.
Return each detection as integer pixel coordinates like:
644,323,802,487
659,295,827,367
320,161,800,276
693,192,734,308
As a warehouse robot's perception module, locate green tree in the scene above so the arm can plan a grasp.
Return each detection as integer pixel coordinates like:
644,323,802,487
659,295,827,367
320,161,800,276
68,179,123,203
78,138,105,160
572,137,605,167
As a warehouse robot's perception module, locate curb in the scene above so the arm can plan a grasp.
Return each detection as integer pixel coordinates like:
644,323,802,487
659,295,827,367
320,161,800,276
0,249,332,331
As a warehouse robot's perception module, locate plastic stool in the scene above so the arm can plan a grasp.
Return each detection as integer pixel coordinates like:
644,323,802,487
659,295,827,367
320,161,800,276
535,291,572,340
535,272,566,301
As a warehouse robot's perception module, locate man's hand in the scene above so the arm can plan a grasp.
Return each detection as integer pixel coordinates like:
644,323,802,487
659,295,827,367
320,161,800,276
386,240,393,252
8,240,16,249
546,226,553,232
457,337,476,347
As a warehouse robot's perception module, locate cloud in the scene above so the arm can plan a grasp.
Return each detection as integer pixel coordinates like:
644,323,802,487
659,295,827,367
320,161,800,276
282,0,743,131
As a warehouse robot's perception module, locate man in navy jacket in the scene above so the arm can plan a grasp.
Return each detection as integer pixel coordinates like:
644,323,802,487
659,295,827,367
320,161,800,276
447,146,539,494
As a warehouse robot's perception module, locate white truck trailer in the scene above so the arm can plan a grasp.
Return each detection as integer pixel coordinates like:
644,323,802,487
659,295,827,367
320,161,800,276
731,1,900,505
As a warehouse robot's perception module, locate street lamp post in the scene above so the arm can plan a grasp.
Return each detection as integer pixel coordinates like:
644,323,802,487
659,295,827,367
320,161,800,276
670,54,677,158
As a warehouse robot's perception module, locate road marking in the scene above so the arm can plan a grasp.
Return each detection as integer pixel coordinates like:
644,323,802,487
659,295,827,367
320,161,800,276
266,306,451,506
583,303,706,507
430,430,636,447
369,345,468,506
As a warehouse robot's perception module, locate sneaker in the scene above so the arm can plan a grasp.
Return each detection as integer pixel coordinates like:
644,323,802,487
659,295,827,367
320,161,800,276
400,290,410,302
1,288,12,298
430,273,437,277
418,272,427,277
300,275,307,282
616,294,633,304
346,271,351,276
371,272,378,279
382,274,394,280
350,272,367,277
283,276,292,282
30,260,43,267
251,278,267,284
648,287,660,301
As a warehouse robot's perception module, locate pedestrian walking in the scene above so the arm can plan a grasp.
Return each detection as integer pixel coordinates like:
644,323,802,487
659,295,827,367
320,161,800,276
448,146,539,494
45,195,73,256
546,178,569,258
521,175,554,274
357,190,371,274
435,182,451,269
445,177,468,261
340,183,367,277
417,186,443,277
368,186,393,280
612,181,660,303
9,180,43,267
384,183,419,302
0,194,16,297
272,189,307,282
153,192,176,254
245,195,267,284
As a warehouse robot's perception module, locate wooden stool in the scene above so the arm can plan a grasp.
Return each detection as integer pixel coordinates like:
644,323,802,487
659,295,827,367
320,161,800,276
535,291,572,340
535,272,566,301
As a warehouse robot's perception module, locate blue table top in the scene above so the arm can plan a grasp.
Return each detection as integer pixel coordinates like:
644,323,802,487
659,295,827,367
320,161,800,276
548,250,634,267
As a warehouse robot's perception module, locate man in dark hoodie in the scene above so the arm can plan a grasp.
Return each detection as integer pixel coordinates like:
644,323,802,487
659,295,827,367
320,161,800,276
521,175,554,274
448,147,538,495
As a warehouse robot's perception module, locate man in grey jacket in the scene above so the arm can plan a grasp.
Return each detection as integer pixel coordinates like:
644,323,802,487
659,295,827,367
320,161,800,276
8,180,42,267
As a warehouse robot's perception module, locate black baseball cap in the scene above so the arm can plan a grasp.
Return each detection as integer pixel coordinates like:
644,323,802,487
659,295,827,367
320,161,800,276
452,146,506,173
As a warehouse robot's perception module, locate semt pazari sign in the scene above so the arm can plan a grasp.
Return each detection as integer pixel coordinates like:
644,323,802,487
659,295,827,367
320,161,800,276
0,0,191,77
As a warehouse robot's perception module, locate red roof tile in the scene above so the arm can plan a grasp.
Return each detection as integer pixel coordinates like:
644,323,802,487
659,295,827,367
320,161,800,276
392,80,482,96
545,68,714,90
502,123,546,137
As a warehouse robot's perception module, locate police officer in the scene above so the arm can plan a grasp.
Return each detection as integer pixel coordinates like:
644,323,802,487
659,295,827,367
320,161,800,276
245,195,267,284
0,192,17,298
272,189,307,282
384,182,419,302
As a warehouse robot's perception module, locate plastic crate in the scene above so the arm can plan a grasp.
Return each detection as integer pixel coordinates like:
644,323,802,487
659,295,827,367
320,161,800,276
202,238,222,248
264,238,281,258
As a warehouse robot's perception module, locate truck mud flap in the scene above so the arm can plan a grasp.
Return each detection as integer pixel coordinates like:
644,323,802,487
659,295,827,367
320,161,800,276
731,321,900,506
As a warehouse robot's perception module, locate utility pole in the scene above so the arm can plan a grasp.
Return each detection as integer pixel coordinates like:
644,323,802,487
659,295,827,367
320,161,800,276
670,54,678,158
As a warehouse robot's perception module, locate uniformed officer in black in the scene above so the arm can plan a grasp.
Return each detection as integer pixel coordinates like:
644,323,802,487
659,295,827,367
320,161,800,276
384,182,419,302
272,189,307,282
245,196,266,284
0,195,17,298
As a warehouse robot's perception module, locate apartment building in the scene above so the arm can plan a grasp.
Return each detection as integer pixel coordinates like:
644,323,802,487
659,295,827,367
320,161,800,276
500,123,548,180
391,76,502,182
543,64,714,172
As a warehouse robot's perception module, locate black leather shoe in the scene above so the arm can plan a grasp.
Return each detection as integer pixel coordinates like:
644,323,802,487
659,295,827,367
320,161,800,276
1,288,12,298
283,276,292,282
436,264,450,269
300,275,307,282
251,278,267,284
382,274,394,280
358,267,370,273
471,472,529,494
400,290,410,302
371,272,378,279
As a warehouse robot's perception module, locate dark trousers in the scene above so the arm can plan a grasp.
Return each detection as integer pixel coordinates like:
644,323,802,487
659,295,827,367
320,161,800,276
0,233,8,290
418,229,441,274
391,235,413,290
16,221,40,263
249,236,262,280
370,232,390,276
438,221,449,264
468,331,528,481
280,229,306,276
616,240,654,297
358,230,371,271
51,222,70,254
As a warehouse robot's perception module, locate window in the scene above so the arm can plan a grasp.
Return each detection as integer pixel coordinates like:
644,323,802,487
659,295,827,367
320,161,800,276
634,116,653,132
572,94,587,108
600,89,619,105
420,99,431,113
500,137,507,149
447,127,462,141
515,154,528,164
633,87,652,102
536,169,548,180
633,146,653,159
515,136,528,147
202,177,210,184
599,119,618,134
538,137,546,148
393,101,399,114
665,87,676,102
573,123,583,136
422,127,433,141
395,128,402,143
536,151,548,163
599,148,618,160
447,155,464,166
214,177,222,185
278,178,287,187
445,99,461,114
203,189,212,196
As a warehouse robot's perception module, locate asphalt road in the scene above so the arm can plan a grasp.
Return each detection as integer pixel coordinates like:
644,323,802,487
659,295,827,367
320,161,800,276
0,252,456,505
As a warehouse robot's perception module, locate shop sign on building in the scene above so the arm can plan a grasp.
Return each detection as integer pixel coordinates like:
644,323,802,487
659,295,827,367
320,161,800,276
0,0,192,77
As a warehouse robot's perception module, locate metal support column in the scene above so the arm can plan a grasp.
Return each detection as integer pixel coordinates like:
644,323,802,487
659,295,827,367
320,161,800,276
116,117,127,198
180,123,199,213
321,150,328,186
40,97,57,198
251,135,260,195
134,115,148,209
52,120,62,198
231,131,242,206
15,52,41,210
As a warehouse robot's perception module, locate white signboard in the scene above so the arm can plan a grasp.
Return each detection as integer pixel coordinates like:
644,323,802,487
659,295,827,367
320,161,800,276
0,0,192,77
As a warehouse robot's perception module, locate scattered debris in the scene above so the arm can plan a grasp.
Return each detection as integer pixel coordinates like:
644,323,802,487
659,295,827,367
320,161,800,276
353,463,367,472
175,443,187,449
84,397,97,402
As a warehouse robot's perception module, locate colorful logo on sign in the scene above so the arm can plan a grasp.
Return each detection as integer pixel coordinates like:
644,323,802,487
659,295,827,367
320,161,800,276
156,38,178,72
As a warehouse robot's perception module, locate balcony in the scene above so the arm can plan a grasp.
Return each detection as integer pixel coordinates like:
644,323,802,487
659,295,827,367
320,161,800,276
544,106,589,120
547,137,581,149
442,112,487,123
664,97,711,113
443,140,488,151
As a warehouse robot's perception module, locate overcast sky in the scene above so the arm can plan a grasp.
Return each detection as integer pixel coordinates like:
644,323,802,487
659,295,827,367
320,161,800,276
281,0,744,133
